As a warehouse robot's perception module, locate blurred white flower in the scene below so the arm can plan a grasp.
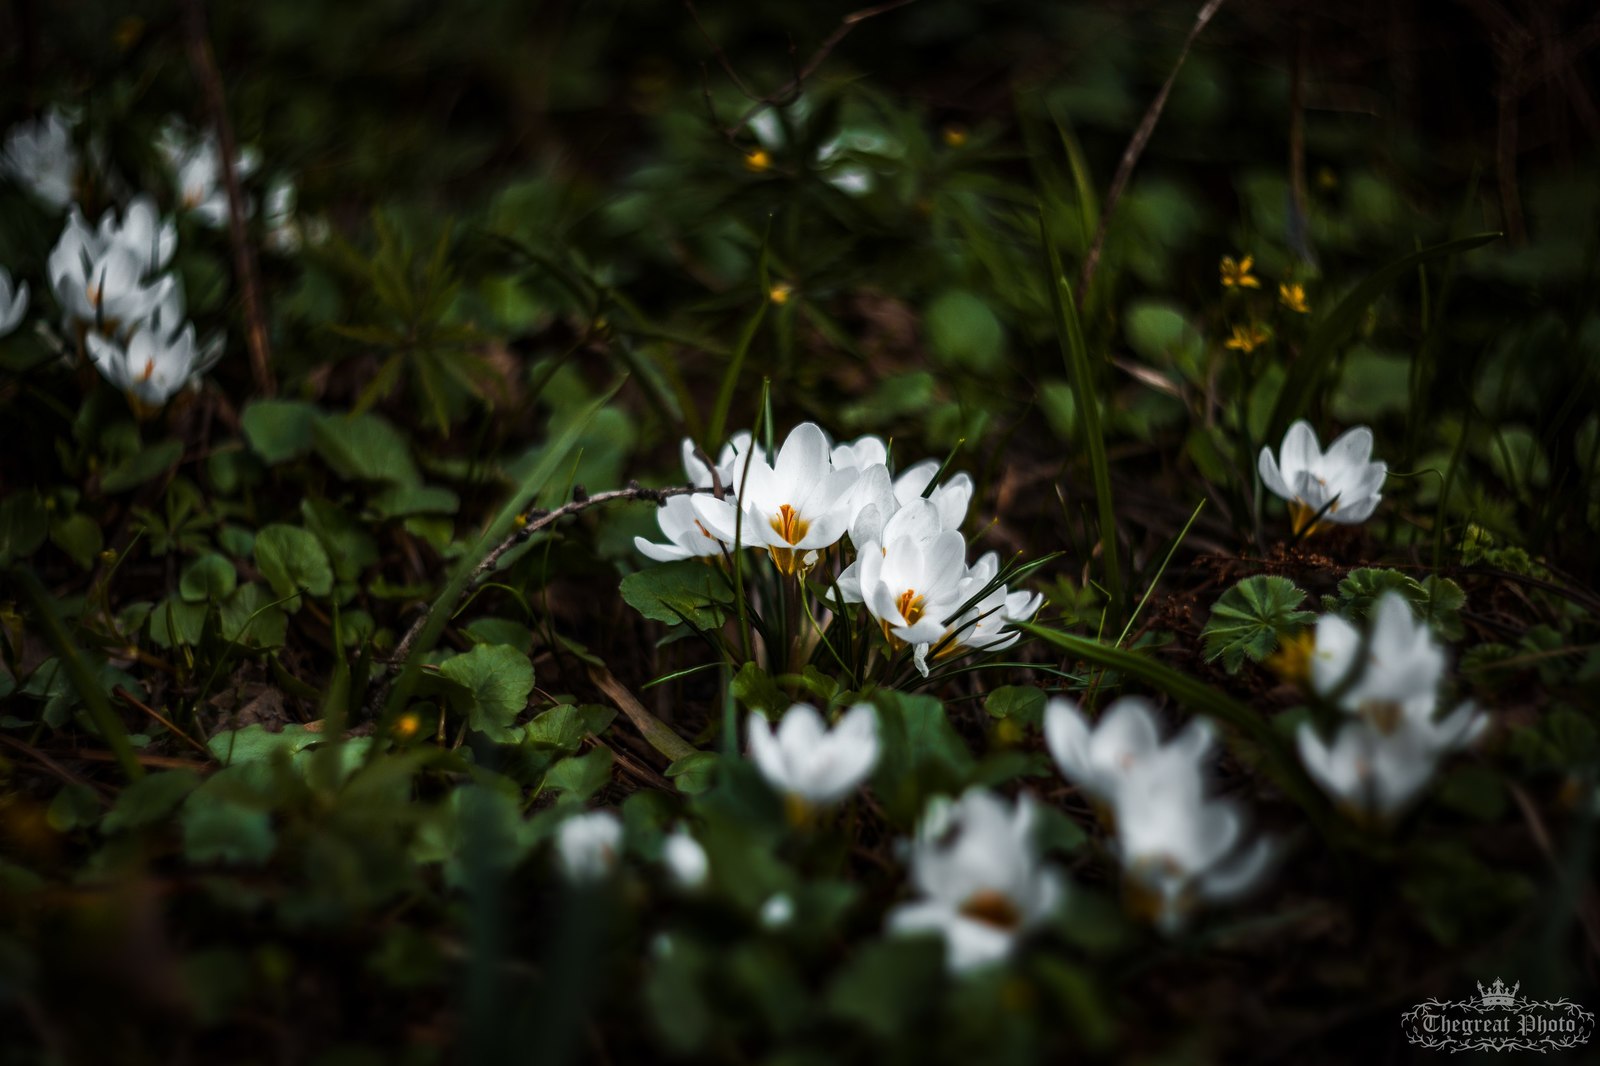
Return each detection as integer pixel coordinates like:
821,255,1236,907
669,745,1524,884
1258,420,1386,534
661,827,709,890
759,893,795,929
747,702,879,811
48,204,176,330
1044,696,1215,807
85,320,222,408
1311,591,1445,720
1,110,78,209
1111,756,1272,933
1297,591,1488,820
887,789,1064,972
0,266,29,337
556,809,622,882
691,422,861,575
855,501,969,647
262,177,300,253
158,121,259,228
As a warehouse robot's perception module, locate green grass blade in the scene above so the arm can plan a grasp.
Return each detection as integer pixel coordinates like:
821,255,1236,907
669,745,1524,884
1267,232,1500,442
13,567,144,783
1039,209,1124,620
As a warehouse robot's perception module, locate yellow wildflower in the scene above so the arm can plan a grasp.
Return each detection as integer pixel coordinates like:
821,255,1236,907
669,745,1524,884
941,125,969,148
1224,323,1270,354
1220,255,1261,289
1278,282,1310,314
768,282,793,305
743,148,771,173
1265,630,1316,686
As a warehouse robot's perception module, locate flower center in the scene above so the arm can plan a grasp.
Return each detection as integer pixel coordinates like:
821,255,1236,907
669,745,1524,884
140,358,156,383
959,888,1022,930
895,589,925,626
1358,699,1403,735
769,503,809,546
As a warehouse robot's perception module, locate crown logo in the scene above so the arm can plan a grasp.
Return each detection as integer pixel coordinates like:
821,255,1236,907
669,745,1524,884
1477,978,1520,1008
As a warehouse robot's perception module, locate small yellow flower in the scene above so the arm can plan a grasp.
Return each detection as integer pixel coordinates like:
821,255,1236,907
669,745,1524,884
941,125,968,148
513,513,529,528
394,712,422,740
1278,282,1310,314
1224,323,1270,354
743,148,771,173
1220,255,1261,290
1265,630,1316,686
768,282,792,305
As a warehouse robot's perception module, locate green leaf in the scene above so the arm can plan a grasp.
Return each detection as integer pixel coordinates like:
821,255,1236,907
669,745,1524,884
1201,576,1317,672
179,553,238,603
620,559,730,628
925,289,1005,371
311,411,420,485
539,747,614,802
218,583,289,647
253,524,335,607
48,512,103,570
984,685,1047,728
731,662,786,714
523,703,613,752
100,439,184,494
46,783,101,831
103,770,202,833
369,484,460,520
181,773,276,866
1124,300,1203,377
666,751,720,795
437,643,535,742
240,400,320,464
826,937,945,1039
0,491,49,565
1321,568,1466,641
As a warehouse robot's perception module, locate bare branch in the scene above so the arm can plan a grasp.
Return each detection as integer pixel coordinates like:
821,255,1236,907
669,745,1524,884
182,0,276,397
1077,0,1228,303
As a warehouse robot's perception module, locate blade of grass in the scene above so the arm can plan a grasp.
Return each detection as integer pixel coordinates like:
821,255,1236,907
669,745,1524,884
1040,209,1124,622
13,567,143,783
1267,232,1500,442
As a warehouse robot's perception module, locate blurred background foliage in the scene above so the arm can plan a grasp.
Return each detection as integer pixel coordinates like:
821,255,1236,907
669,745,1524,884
2,0,1598,1063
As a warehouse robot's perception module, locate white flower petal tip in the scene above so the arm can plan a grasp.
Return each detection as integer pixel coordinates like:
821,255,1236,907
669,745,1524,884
556,810,623,882
0,267,29,337
887,788,1064,973
662,827,709,890
1258,420,1386,534
747,703,880,809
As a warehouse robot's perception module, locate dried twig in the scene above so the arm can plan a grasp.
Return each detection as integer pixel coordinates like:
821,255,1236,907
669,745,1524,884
1077,0,1228,303
383,483,706,680
182,0,276,396
588,664,700,764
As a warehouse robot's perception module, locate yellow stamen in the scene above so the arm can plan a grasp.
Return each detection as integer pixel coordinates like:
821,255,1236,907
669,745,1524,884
881,588,925,647
139,358,156,383
1287,497,1338,536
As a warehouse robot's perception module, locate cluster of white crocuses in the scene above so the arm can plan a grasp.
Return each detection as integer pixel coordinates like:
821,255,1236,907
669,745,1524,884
1046,696,1273,934
634,423,1042,676
47,196,223,408
1258,420,1388,535
1296,591,1487,821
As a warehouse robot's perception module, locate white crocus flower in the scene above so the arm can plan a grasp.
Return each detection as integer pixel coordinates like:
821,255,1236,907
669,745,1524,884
747,702,879,814
1297,590,1488,821
556,809,623,882
661,827,709,890
856,501,969,647
0,266,28,337
912,552,1042,674
829,433,888,472
632,432,763,561
1258,420,1386,534
691,422,860,575
1044,696,1215,807
847,457,974,551
887,789,1065,972
48,201,177,329
1111,755,1272,933
86,320,223,408
1311,591,1445,721
158,122,260,228
1,110,78,209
